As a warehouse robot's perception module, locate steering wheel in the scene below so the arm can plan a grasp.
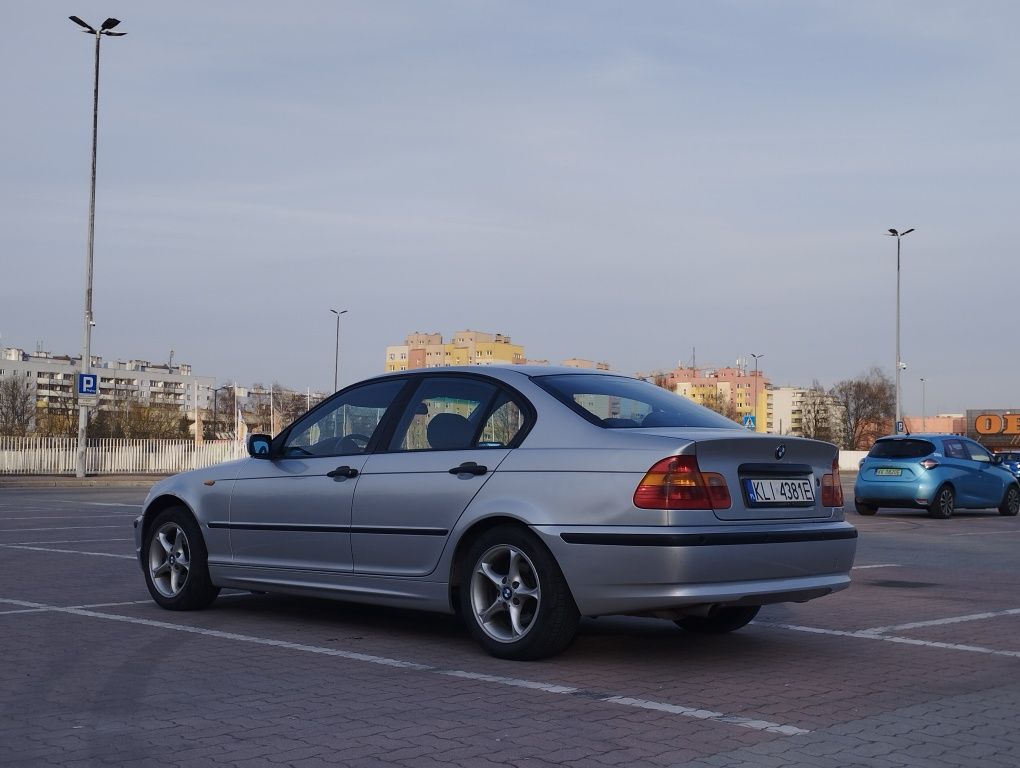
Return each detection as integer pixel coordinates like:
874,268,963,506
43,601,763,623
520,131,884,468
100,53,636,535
336,433,372,454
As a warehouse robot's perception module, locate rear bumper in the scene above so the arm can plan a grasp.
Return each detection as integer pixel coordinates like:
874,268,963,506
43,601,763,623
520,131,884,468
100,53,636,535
532,522,857,616
855,477,937,508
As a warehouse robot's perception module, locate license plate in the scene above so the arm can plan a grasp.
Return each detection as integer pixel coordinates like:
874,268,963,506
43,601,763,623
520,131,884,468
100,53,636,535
875,468,902,476
744,478,815,505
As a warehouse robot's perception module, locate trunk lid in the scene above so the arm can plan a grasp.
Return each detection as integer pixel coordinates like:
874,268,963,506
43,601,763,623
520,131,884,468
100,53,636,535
636,429,838,521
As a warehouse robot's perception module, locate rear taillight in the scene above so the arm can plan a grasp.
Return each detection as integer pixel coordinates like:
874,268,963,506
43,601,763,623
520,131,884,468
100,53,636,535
920,459,939,470
821,458,844,507
633,455,731,510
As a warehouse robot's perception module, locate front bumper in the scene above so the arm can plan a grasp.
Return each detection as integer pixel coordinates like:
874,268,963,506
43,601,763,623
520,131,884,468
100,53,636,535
532,522,857,616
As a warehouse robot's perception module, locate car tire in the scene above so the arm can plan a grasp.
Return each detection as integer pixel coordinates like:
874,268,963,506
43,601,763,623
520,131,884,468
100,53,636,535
854,500,878,516
928,485,954,519
459,525,579,660
675,605,761,634
143,507,220,610
999,485,1020,517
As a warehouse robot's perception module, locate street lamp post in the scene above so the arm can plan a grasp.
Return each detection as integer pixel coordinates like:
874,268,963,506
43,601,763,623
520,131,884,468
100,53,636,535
69,16,126,478
750,353,765,432
330,309,348,392
920,377,927,432
887,227,915,434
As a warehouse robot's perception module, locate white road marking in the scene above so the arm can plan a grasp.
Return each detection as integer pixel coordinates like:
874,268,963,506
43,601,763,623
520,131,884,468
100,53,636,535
757,620,1020,659
949,530,1020,537
851,564,901,570
0,514,136,520
2,538,131,545
0,545,134,559
603,696,809,736
50,501,143,508
0,596,812,737
0,525,126,532
439,669,579,694
859,607,1020,635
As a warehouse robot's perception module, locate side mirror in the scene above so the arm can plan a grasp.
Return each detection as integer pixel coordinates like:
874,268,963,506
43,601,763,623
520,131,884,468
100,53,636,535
992,454,1003,465
247,434,273,458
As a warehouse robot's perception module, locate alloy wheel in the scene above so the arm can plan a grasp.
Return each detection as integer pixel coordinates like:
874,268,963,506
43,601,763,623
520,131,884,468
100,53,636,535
469,544,541,643
148,522,191,598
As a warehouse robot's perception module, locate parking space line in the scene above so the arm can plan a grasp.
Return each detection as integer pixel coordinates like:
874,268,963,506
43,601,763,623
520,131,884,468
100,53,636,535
859,607,1020,635
0,596,812,737
0,525,126,532
0,544,135,559
756,620,1020,659
0,514,137,520
1,538,131,545
851,564,901,570
602,696,809,736
49,501,142,508
949,530,1020,537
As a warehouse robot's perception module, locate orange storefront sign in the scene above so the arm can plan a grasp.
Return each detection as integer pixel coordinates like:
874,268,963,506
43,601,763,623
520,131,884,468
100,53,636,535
974,413,1020,435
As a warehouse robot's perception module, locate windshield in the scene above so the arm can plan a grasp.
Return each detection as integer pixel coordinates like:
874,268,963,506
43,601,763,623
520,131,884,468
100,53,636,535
868,439,935,459
533,374,742,430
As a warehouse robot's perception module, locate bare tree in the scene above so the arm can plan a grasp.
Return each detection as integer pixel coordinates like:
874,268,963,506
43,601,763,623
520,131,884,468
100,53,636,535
0,376,35,436
700,391,740,423
829,367,895,449
801,380,834,442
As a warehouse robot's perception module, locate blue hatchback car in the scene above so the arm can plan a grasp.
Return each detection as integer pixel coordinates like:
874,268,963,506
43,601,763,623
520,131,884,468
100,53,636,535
996,451,1020,480
854,434,1020,519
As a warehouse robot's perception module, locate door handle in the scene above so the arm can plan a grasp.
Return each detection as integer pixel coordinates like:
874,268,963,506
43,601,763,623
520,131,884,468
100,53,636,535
449,461,488,476
326,465,359,479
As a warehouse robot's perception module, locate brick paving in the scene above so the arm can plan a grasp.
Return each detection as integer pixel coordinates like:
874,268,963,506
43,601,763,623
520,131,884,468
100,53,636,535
1,487,1018,767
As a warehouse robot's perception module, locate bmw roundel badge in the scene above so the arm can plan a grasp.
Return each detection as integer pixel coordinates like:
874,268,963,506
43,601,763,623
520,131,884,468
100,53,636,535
775,444,786,460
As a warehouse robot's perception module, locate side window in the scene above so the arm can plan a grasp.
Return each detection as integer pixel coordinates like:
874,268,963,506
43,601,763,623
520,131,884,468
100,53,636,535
478,393,527,448
389,377,504,452
283,379,406,457
965,442,992,464
944,440,967,460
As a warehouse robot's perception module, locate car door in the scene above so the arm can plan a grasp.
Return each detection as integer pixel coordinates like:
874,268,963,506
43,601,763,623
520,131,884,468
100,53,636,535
941,439,980,505
351,375,529,576
963,440,1007,507
227,378,408,574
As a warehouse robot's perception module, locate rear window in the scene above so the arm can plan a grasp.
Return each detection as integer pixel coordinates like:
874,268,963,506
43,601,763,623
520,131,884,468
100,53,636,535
533,374,741,430
867,439,935,459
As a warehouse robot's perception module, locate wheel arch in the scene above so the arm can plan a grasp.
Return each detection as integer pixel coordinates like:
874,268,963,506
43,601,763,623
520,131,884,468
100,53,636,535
141,494,200,551
447,515,535,613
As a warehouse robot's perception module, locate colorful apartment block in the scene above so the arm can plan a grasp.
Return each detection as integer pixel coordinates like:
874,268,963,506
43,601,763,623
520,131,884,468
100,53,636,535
385,330,525,372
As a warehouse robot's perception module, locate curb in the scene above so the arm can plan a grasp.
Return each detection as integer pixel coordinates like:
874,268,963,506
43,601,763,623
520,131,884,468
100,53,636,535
0,475,167,489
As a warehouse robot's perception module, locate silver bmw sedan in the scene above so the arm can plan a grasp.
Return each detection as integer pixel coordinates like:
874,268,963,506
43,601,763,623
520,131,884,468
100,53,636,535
134,366,856,659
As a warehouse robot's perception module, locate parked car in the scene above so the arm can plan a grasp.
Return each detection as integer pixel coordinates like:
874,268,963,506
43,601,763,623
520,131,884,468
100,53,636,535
135,366,857,659
996,451,1020,479
855,435,1020,519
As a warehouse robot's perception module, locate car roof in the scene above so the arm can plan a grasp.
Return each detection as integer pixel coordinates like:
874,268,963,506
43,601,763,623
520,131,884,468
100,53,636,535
370,365,625,383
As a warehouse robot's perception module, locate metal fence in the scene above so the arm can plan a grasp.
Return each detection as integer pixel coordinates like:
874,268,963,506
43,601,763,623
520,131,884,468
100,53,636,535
0,437,246,475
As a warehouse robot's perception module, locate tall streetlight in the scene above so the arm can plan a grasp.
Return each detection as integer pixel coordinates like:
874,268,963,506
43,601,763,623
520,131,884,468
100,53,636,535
69,15,126,478
750,353,765,432
330,309,348,392
920,377,927,432
887,228,915,434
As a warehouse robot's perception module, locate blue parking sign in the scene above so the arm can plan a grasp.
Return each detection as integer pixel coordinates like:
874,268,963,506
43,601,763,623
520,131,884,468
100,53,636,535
77,373,98,396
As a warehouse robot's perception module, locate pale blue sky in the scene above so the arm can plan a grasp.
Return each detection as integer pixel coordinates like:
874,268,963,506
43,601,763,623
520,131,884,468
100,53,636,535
2,1,1017,414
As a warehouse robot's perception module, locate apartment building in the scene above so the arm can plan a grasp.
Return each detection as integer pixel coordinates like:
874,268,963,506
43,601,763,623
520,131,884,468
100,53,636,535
385,330,525,372
662,366,769,431
0,346,215,414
